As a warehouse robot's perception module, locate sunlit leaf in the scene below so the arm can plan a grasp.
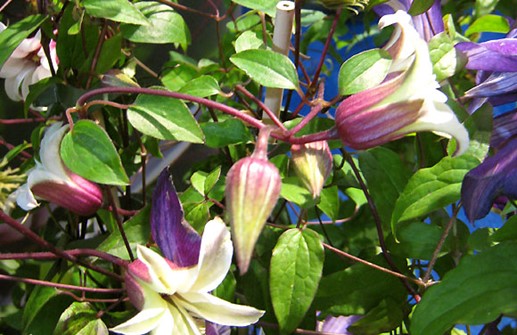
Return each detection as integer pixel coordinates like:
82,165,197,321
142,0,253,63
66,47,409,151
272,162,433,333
83,0,149,25
230,49,300,90
411,242,517,335
270,229,324,334
61,120,130,185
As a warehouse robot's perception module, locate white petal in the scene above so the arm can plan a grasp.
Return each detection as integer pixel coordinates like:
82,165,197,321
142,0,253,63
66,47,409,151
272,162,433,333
26,164,68,187
136,245,197,295
178,292,264,327
38,123,72,180
167,301,202,335
400,100,470,156
15,183,39,211
111,289,170,335
11,32,41,58
0,58,30,78
4,65,34,101
188,217,233,293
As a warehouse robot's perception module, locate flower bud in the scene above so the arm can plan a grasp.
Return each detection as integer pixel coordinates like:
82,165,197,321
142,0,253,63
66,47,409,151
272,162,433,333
226,130,281,274
291,141,332,199
15,123,103,216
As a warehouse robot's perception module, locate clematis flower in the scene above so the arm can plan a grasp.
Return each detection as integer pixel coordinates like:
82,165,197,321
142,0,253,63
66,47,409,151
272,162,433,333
456,28,517,112
461,137,517,221
374,0,444,41
111,168,264,335
335,11,469,155
317,315,363,334
14,122,103,216
0,23,58,101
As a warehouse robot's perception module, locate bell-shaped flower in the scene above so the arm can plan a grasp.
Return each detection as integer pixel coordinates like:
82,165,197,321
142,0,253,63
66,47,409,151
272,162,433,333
336,11,469,155
14,122,103,216
0,23,58,101
456,28,517,112
461,136,517,221
111,168,264,335
374,0,444,41
291,140,333,199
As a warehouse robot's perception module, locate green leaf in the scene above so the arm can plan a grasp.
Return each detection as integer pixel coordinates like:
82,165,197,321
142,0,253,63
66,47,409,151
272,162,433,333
465,14,510,35
338,49,392,95
474,0,500,17
315,255,407,314
83,0,149,25
200,118,252,148
121,1,190,50
359,147,410,230
387,221,446,260
204,166,221,195
97,206,151,260
231,0,279,17
348,299,405,335
281,177,317,208
391,154,481,238
178,75,221,97
0,14,47,69
411,242,517,335
230,49,300,90
61,120,129,185
23,287,74,335
127,93,204,143
317,186,340,221
53,302,108,335
270,229,324,334
408,0,435,15
234,30,265,53
429,32,467,82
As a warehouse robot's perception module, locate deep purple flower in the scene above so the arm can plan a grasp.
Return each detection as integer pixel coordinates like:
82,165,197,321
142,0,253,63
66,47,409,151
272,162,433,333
456,28,517,112
461,137,517,221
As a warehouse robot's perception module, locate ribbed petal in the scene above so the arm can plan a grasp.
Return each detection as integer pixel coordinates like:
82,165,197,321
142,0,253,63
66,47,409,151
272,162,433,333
461,138,517,221
456,41,517,72
168,300,202,335
465,72,517,98
491,111,517,149
4,65,34,101
152,168,201,267
188,217,233,293
178,292,264,327
206,322,231,335
398,99,470,155
320,315,363,334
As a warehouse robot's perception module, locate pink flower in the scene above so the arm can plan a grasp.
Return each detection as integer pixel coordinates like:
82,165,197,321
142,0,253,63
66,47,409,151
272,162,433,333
0,23,58,101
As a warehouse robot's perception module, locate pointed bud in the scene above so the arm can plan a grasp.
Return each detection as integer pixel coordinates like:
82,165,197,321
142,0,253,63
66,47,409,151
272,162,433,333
226,128,281,274
291,141,332,199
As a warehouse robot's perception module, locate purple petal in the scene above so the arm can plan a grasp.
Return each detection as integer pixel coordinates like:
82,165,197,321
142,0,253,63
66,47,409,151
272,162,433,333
461,138,517,221
465,72,517,98
320,315,363,334
412,0,444,41
151,167,201,267
205,322,231,335
456,41,517,72
491,110,517,149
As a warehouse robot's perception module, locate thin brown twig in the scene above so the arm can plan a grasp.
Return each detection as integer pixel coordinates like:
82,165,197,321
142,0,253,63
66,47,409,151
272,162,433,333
0,273,125,294
0,210,123,280
422,205,461,283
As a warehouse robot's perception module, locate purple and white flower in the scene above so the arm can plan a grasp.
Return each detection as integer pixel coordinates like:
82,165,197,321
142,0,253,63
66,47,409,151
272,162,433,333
111,168,264,335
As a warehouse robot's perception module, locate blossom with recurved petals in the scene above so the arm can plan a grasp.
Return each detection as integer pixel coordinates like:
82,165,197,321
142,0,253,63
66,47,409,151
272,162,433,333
111,168,264,335
14,122,103,216
336,11,469,155
0,23,58,101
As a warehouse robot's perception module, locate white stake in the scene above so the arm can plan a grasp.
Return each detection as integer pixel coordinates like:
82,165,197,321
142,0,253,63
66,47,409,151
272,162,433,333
263,1,295,122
